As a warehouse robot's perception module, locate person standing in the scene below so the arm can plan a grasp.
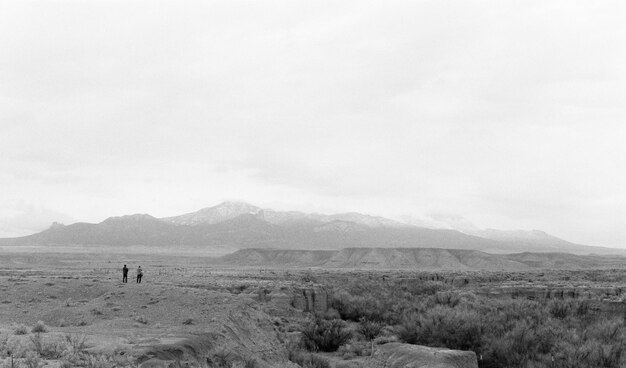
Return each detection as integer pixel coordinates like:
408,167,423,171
122,264,128,283
136,266,143,283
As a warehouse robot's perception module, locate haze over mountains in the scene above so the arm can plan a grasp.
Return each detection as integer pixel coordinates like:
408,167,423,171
0,201,621,257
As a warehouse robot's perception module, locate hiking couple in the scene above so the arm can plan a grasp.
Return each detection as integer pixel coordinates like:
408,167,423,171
122,265,143,283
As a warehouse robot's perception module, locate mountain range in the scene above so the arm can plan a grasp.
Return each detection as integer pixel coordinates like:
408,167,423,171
0,201,622,255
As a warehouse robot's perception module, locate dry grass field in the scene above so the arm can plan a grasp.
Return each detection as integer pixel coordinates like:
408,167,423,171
0,250,306,368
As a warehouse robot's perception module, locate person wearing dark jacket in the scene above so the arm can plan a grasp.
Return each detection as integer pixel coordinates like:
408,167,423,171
122,265,128,283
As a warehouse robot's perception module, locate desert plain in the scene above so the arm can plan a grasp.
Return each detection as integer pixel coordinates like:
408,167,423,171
2,246,626,368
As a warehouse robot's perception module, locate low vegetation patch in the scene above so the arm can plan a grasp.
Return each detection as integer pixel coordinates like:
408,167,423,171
31,321,48,333
14,324,29,335
133,315,148,325
288,349,330,368
205,348,259,368
312,272,626,368
300,318,352,352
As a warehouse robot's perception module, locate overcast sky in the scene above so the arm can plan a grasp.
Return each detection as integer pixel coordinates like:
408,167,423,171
1,1,625,247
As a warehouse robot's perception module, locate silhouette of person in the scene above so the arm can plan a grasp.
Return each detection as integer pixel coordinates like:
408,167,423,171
122,264,128,283
136,266,143,283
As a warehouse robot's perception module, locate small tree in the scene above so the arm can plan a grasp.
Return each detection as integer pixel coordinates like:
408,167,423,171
301,318,352,352
358,317,384,356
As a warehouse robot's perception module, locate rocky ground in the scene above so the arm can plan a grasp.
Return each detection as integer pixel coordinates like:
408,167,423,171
0,267,294,367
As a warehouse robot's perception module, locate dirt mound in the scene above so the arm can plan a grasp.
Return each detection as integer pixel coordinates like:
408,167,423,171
366,342,478,368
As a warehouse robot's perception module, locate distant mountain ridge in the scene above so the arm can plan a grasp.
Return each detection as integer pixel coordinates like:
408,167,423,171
163,201,407,228
217,248,626,270
161,202,262,225
0,201,622,256
464,228,572,246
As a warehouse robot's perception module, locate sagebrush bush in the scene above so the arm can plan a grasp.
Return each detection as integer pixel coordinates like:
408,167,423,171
64,333,89,354
31,320,48,333
548,299,571,319
133,315,148,324
331,291,389,322
0,333,8,353
206,348,259,368
300,318,352,352
358,317,384,341
42,338,65,359
317,307,341,320
84,353,115,368
208,348,233,368
397,306,483,351
14,324,29,335
337,340,370,358
29,333,44,355
23,350,42,368
288,349,330,368
242,356,258,368
434,291,462,307
585,318,625,343
575,299,591,317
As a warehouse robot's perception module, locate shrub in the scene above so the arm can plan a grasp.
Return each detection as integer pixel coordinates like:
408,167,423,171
483,320,555,367
358,317,384,341
337,340,370,358
396,306,483,351
584,318,625,343
42,338,66,359
301,272,318,284
133,315,148,325
31,321,48,333
317,307,341,320
23,350,42,368
14,324,29,335
331,292,387,322
395,313,419,345
26,333,68,359
84,354,115,368
555,338,626,368
288,349,330,368
301,318,352,352
29,333,44,355
64,333,89,354
549,299,571,319
575,299,591,317
0,333,9,353
434,291,462,307
207,348,233,368
242,356,258,368
182,318,194,325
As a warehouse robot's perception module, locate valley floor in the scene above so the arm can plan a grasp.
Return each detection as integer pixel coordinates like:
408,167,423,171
1,250,626,368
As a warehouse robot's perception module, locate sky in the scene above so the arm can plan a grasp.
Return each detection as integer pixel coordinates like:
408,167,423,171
1,1,626,247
